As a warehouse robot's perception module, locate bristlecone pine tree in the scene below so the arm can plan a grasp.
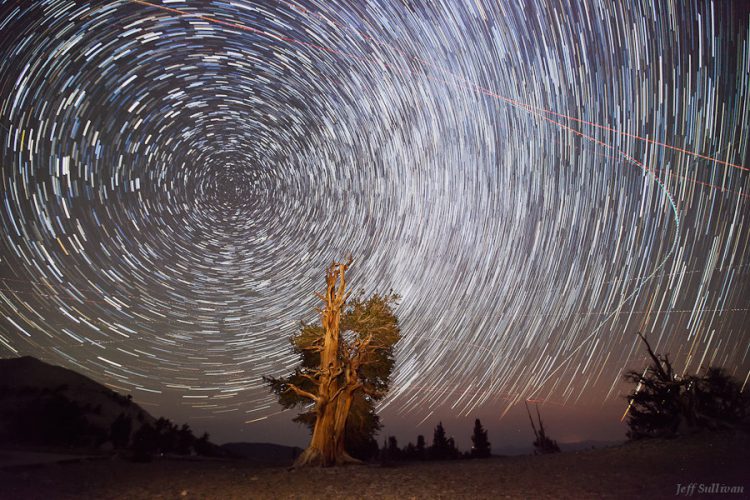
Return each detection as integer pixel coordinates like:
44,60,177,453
624,332,749,439
265,258,400,467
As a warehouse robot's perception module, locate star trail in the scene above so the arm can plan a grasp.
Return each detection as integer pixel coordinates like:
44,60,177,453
0,0,749,433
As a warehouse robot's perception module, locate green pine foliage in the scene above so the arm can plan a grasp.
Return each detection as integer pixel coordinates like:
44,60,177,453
265,291,401,461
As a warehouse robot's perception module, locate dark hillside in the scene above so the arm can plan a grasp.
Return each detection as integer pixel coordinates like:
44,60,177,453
0,356,154,449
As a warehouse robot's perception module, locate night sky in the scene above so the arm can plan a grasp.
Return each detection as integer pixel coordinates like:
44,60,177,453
0,0,748,450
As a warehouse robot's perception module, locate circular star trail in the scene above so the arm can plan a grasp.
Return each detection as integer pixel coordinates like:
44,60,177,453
1,0,749,424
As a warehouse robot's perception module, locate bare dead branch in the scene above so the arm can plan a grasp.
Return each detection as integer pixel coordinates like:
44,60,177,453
636,332,670,381
285,383,319,403
299,373,321,385
525,400,538,439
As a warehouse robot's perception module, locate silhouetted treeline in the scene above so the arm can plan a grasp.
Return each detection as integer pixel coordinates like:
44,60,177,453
122,416,221,462
0,382,221,461
0,357,226,462
379,419,492,463
0,385,106,447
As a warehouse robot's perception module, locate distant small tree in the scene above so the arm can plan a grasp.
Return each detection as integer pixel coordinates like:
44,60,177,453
194,432,212,456
402,441,416,460
132,423,158,462
154,417,178,453
176,424,195,455
387,436,401,461
430,422,451,460
110,413,132,449
416,434,427,460
470,418,491,458
446,437,460,459
525,401,560,454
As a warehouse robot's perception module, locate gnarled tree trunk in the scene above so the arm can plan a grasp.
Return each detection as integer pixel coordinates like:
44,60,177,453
294,396,337,466
293,260,350,467
332,386,361,464
284,259,397,467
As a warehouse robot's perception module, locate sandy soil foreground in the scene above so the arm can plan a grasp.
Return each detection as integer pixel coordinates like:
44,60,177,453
1,431,748,499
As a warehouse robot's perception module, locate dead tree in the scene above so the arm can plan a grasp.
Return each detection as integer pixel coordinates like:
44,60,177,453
525,401,560,454
623,332,684,438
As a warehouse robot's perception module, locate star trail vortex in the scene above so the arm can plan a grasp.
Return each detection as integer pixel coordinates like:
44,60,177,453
0,0,749,427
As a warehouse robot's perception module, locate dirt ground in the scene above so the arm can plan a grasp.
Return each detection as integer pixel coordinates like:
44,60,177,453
1,431,748,499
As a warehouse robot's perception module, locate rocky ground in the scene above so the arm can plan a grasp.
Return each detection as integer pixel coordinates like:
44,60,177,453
1,430,748,499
